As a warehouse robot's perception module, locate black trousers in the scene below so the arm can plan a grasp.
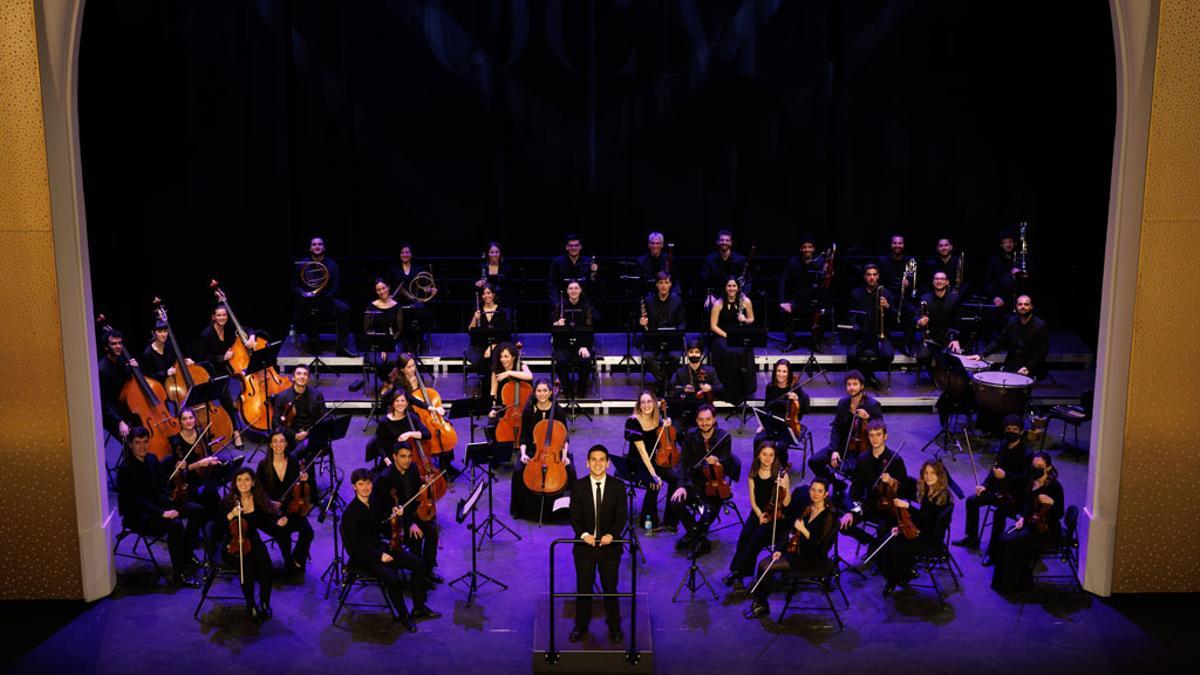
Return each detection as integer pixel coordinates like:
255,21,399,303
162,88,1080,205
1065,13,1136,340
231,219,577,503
669,495,722,538
573,544,622,631
991,526,1060,593
352,552,429,617
405,519,438,573
222,542,273,605
264,513,314,567
641,350,681,396
294,297,352,350
637,460,679,529
553,346,593,397
847,340,895,382
128,502,203,573
962,492,1017,550
729,515,784,578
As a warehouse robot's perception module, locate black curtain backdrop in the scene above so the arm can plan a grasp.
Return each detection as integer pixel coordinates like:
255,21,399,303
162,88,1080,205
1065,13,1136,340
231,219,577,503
80,0,1114,345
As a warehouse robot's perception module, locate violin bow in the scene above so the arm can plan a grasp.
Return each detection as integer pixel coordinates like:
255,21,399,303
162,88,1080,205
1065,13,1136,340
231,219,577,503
167,422,213,481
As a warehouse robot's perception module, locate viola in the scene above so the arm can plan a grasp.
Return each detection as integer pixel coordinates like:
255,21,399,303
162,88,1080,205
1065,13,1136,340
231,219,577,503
227,510,252,556
786,505,815,554
524,382,569,495
652,400,680,468
875,479,919,540
410,369,458,456
388,487,406,552
153,299,234,453
211,281,292,431
700,433,732,500
845,401,872,458
784,374,804,438
761,467,789,523
283,456,316,518
97,314,180,460
694,368,714,403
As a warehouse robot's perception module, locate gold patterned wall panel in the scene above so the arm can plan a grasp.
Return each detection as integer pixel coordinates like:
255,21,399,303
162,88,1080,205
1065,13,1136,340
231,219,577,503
0,0,82,598
1112,0,1200,593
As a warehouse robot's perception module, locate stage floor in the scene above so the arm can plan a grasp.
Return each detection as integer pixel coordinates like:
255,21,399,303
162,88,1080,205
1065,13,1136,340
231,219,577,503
4,411,1197,673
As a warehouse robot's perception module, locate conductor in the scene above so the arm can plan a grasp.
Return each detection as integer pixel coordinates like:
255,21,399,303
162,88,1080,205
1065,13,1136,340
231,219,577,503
569,445,628,644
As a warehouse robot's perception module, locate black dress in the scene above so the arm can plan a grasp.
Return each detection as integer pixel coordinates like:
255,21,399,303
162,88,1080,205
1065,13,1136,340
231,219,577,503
991,478,1064,593
368,413,431,463
256,455,316,569
218,501,276,607
755,381,811,466
710,298,756,403
362,302,402,380
466,306,513,378
510,401,577,523
728,472,787,578
751,506,838,604
875,491,954,585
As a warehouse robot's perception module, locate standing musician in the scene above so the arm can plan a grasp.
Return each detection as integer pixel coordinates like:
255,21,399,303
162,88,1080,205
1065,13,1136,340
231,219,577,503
292,236,353,356
551,280,597,399
255,429,316,577
876,460,955,597
876,234,919,354
568,445,628,645
371,443,443,584
668,340,724,430
220,468,282,622
168,408,225,522
368,389,431,466
954,414,1031,557
474,241,512,294
847,264,896,390
116,427,202,587
923,237,965,294
271,363,325,458
709,277,756,404
836,420,911,549
723,442,791,590
966,294,1049,379
755,359,811,468
990,451,1064,594
196,303,255,448
699,230,748,308
467,283,513,382
98,329,135,440
141,321,193,383
984,230,1033,314
624,391,678,531
915,271,964,371
639,271,686,397
342,468,439,632
385,243,437,355
547,233,599,302
666,404,735,554
510,379,575,522
808,370,883,480
778,234,828,352
743,478,838,619
362,278,404,387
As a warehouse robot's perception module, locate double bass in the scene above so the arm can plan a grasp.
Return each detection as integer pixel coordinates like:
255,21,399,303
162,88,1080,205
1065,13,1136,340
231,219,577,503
211,280,291,431
153,299,235,452
97,315,180,459
523,382,569,495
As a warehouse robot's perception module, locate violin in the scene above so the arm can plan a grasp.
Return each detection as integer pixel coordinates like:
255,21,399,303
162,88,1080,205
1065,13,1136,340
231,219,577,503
153,299,234,453
786,505,814,554
652,399,680,468
700,433,732,500
167,421,213,503
785,373,804,437
495,343,531,444
211,281,292,431
1030,499,1052,534
227,508,252,556
388,487,406,552
875,479,919,540
694,368,714,403
382,468,448,541
761,467,789,523
844,398,872,459
411,369,458,456
97,314,180,459
283,456,316,517
523,381,569,495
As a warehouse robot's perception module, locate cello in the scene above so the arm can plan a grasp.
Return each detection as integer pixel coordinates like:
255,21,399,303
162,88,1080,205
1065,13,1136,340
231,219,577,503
405,410,448,521
523,382,569,495
153,299,235,452
211,280,291,431
411,368,458,456
97,315,180,459
494,343,531,444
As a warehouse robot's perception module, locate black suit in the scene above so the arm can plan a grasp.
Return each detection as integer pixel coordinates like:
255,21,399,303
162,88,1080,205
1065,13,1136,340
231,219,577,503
569,474,628,632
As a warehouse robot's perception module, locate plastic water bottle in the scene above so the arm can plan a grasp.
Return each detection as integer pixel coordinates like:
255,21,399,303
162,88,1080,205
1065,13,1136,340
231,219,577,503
643,514,653,532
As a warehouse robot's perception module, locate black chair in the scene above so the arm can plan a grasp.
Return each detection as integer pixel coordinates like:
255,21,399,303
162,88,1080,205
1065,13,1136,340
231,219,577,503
299,297,342,355
1041,389,1093,452
776,525,845,630
112,526,169,580
331,563,403,625
193,528,278,621
1032,505,1084,593
905,505,962,608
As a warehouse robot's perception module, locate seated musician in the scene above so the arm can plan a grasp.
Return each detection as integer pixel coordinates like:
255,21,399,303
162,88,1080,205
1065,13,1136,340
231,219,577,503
877,460,955,597
624,391,678,531
966,294,1049,379
467,283,513,382
876,234,919,354
371,443,442,584
723,442,790,590
140,320,191,383
668,340,724,430
219,467,281,622
97,329,134,440
699,230,747,309
368,389,431,467
271,364,325,458
474,241,512,294
385,243,437,355
709,276,756,404
778,234,827,351
255,429,316,577
666,404,735,554
168,408,225,523
552,280,597,399
361,278,403,390
744,478,838,619
836,421,910,550
639,271,686,397
291,236,353,356
386,352,456,476
117,427,202,587
807,371,882,480
984,230,1033,314
953,414,1031,559
487,342,533,409
915,271,964,371
195,304,250,448
547,233,598,302
755,359,811,469
990,451,1064,594
635,231,671,288
510,379,576,522
342,468,439,632
923,237,964,294
847,264,896,390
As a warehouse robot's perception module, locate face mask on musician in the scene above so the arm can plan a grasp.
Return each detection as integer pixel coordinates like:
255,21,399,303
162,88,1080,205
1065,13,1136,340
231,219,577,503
688,356,702,364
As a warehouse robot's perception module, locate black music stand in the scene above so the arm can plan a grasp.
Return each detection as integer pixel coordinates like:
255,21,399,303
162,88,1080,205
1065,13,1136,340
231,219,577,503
319,473,347,598
551,324,595,423
666,397,703,434
450,475,508,607
462,441,521,551
920,349,974,457
615,271,645,374
722,328,767,426
305,414,351,500
448,396,494,445
609,455,649,565
358,330,396,430
640,329,684,394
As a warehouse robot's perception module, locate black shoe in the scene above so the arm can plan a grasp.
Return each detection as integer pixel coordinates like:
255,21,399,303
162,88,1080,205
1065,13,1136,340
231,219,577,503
259,602,273,621
721,572,738,588
247,603,263,623
609,629,624,643
349,379,365,392
692,538,712,557
568,628,584,643
952,536,980,549
781,342,797,353
981,555,993,567
412,606,441,621
676,534,696,550
743,602,769,619
173,574,201,589
428,573,445,585
402,617,418,633
337,347,359,358
882,582,897,597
